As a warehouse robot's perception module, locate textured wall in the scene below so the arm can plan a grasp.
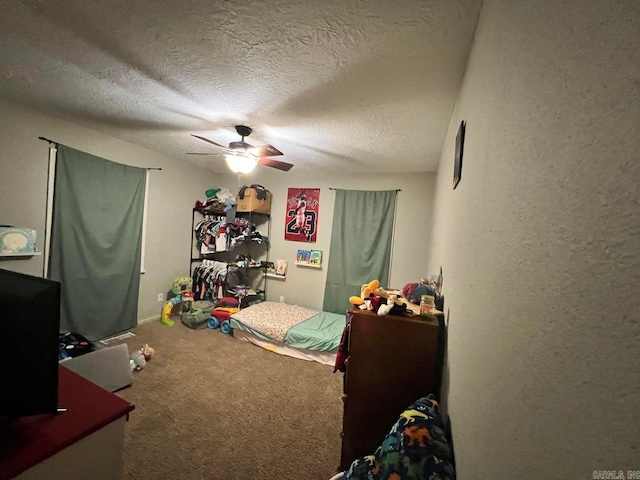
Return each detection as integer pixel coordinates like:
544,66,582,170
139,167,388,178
429,0,640,477
245,168,436,310
0,98,434,322
0,100,228,323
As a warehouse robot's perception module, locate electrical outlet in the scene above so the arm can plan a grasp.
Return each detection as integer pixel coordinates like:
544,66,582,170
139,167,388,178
279,296,284,304
157,293,164,302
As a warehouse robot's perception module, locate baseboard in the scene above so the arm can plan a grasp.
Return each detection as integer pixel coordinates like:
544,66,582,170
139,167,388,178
138,315,160,325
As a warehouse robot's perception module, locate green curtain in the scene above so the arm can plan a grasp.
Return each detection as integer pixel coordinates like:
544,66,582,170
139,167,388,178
49,145,146,340
322,189,397,314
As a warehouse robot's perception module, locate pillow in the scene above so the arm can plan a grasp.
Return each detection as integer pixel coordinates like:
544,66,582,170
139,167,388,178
344,395,455,480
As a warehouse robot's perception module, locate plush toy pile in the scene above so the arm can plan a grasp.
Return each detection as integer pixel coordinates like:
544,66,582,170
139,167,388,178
402,281,438,305
348,279,442,317
348,280,411,316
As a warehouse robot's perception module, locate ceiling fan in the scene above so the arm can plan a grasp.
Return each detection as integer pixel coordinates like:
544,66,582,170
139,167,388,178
188,125,293,173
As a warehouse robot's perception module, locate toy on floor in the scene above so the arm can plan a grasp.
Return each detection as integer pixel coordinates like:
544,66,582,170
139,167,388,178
208,316,233,334
160,301,175,326
207,297,240,332
220,320,232,334
207,317,220,329
171,276,193,295
130,344,155,372
181,291,195,310
142,344,154,359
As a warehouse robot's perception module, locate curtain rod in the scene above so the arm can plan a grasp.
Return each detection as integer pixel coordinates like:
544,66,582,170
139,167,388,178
329,188,401,191
38,136,162,170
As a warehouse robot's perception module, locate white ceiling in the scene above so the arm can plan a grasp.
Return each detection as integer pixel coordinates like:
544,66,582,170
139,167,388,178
0,0,482,173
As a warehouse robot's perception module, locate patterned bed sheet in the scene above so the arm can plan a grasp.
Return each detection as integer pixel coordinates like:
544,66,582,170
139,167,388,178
230,301,346,352
230,301,318,343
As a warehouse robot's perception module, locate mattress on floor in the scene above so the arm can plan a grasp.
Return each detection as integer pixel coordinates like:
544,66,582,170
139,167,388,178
229,305,345,352
232,329,338,366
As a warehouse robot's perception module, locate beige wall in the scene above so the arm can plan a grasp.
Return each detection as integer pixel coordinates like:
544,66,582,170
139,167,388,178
0,99,435,322
429,0,640,477
234,168,436,310
0,100,229,322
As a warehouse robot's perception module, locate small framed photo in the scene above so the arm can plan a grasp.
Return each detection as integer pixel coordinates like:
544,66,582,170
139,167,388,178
453,120,466,189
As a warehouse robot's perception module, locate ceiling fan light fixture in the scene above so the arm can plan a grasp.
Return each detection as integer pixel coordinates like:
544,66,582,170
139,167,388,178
225,153,258,174
191,126,291,172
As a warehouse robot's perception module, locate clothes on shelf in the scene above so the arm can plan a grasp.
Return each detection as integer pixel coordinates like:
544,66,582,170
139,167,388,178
192,260,228,301
190,207,271,309
192,260,265,303
194,215,268,255
194,213,226,255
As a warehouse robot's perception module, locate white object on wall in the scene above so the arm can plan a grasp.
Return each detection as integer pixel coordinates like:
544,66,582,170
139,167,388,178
43,143,57,276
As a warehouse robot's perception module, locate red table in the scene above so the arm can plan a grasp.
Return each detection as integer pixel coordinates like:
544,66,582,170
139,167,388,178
0,365,134,480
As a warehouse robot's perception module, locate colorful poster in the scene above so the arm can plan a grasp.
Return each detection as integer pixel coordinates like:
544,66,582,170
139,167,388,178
284,188,320,242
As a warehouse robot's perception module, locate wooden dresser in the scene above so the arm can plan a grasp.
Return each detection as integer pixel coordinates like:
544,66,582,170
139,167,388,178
339,308,441,471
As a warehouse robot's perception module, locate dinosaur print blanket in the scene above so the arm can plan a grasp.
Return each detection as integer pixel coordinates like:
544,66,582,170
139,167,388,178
341,395,456,480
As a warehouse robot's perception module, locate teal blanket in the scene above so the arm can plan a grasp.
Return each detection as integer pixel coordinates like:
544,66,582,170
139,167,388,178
284,310,345,351
230,309,345,352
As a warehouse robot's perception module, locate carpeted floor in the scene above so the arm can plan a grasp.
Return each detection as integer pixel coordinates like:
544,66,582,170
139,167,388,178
112,320,344,480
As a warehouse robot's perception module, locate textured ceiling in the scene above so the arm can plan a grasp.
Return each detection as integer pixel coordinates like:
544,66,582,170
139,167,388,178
0,0,482,173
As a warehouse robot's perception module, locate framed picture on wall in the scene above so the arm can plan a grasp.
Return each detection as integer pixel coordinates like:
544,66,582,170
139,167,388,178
453,120,466,189
284,188,320,242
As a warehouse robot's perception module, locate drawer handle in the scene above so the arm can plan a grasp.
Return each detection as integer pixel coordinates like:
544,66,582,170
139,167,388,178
341,394,347,402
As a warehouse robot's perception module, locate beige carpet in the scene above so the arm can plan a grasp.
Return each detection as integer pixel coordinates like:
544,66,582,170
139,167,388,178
113,320,344,480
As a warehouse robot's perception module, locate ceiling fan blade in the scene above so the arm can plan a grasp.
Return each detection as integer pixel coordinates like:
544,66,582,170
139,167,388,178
258,157,293,172
191,134,227,149
248,144,284,157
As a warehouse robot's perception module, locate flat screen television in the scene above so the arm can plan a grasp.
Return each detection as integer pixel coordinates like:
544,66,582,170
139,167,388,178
0,268,61,419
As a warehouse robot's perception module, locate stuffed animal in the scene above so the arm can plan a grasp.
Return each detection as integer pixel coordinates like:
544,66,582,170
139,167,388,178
141,344,154,360
129,344,155,372
377,294,410,316
129,350,146,371
403,282,437,305
349,279,380,309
